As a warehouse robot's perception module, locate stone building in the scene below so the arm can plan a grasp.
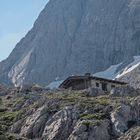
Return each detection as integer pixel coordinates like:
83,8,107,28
59,75,127,92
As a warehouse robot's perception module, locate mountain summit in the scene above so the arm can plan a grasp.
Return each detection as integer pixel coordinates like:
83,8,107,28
0,0,140,86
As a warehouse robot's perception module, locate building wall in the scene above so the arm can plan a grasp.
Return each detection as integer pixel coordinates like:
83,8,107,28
91,79,123,92
62,78,126,92
67,79,88,90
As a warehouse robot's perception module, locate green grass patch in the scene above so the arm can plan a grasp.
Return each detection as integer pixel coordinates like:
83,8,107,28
13,96,24,105
94,96,110,106
59,93,111,106
45,92,111,109
0,111,18,121
82,120,101,127
80,113,107,120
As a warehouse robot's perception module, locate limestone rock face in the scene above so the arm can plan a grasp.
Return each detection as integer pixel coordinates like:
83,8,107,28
68,119,111,140
1,0,140,86
111,103,139,136
118,64,140,89
110,85,140,97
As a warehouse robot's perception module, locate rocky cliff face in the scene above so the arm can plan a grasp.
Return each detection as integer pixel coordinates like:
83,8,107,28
0,85,140,140
1,0,140,86
117,64,140,89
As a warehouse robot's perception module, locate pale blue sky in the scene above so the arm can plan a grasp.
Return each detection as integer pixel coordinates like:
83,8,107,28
0,0,49,61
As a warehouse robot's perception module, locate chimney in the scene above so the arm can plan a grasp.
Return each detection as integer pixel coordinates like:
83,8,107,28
85,73,91,76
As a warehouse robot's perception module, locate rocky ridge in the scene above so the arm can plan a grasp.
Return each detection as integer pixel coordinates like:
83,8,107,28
0,84,140,140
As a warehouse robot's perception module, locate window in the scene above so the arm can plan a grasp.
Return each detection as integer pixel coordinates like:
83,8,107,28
96,82,99,87
111,85,115,88
102,83,107,91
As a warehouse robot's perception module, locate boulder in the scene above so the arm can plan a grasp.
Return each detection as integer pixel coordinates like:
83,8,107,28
110,85,140,97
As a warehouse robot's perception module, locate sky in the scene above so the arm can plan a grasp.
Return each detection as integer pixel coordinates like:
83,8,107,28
0,0,49,61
